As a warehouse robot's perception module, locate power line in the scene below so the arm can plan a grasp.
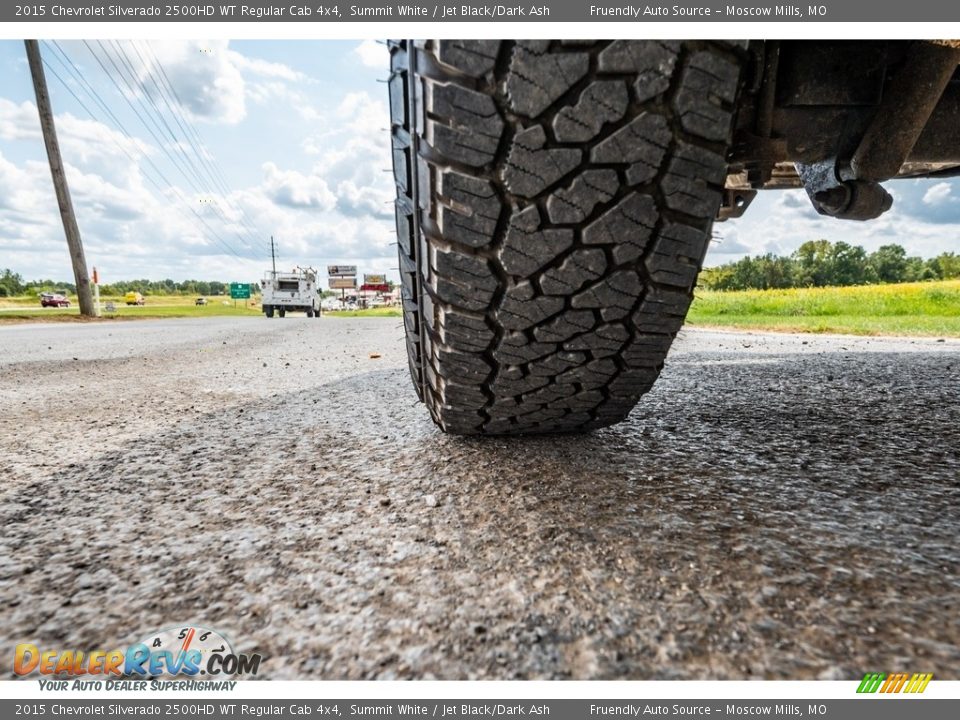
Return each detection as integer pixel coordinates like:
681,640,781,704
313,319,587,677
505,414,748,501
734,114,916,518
42,41,260,263
93,40,207,196
78,40,259,262
136,40,269,247
111,41,266,251
112,40,268,255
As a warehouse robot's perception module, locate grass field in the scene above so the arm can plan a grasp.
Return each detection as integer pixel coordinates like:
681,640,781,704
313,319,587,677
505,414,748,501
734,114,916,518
0,294,263,320
4,281,958,337
0,294,403,322
332,307,402,318
687,279,960,336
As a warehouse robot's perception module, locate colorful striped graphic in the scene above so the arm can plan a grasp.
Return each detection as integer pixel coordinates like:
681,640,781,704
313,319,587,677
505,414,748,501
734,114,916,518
857,672,933,694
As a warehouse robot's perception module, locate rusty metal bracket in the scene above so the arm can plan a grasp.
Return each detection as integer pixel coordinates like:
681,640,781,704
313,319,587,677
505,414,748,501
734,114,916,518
718,188,758,221
796,159,893,221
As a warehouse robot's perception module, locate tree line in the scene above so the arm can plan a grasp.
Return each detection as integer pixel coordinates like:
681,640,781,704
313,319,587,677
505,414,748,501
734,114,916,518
0,271,259,298
700,241,960,291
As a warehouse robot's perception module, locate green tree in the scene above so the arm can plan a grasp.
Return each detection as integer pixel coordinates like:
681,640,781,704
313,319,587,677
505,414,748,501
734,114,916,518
829,241,870,286
868,244,908,283
930,252,960,280
0,269,25,297
792,239,833,286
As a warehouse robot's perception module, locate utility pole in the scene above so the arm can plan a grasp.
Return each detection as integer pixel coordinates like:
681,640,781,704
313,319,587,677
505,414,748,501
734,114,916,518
25,39,95,317
270,236,277,275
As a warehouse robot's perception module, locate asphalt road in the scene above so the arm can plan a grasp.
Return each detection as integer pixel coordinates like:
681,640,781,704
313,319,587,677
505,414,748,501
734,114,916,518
1,317,958,679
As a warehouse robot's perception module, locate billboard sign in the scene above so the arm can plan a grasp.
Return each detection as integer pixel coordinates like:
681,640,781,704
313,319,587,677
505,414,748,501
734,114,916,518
363,274,386,285
329,277,358,290
327,265,357,277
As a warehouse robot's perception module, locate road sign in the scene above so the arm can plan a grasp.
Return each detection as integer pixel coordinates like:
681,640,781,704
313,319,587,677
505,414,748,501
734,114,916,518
328,265,357,277
230,283,251,299
329,277,357,290
364,274,386,285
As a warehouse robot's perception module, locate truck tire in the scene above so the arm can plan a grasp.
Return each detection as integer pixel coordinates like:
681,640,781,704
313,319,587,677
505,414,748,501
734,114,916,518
389,40,745,434
307,307,315,318
278,308,286,318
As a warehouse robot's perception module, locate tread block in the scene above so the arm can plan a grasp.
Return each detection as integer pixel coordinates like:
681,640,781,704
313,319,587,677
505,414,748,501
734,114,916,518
493,331,557,364
540,249,607,295
499,280,565,330
500,205,574,277
582,192,658,264
426,83,504,167
527,351,588,377
436,40,502,77
431,248,496,311
622,334,674,368
547,390,604,412
532,309,598,343
490,372,550,397
483,418,518,434
440,380,488,408
507,43,590,117
432,246,497,290
555,358,618,390
519,383,578,406
514,407,568,425
437,171,501,248
434,345,493,382
674,51,740,142
645,222,708,288
563,323,630,358
503,125,581,198
571,270,642,321
395,203,414,258
597,41,681,103
632,288,692,335
486,397,520,418
661,143,727,218
590,113,671,185
436,406,485,434
607,368,659,399
546,169,619,223
552,80,629,143
437,306,493,351
388,73,408,131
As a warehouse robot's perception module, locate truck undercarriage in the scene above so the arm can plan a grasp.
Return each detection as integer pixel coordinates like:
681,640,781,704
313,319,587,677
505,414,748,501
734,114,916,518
721,40,960,221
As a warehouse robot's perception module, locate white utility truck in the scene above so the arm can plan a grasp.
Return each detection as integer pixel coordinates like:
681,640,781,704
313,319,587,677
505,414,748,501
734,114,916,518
261,267,320,318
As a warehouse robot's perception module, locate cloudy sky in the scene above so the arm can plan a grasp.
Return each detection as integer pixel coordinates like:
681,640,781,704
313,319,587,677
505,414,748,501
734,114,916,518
0,39,958,285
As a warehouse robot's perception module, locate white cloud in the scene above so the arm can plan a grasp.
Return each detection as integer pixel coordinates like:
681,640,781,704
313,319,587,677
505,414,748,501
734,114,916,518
353,40,386,69
121,40,249,125
225,51,305,82
922,182,952,206
0,99,152,170
260,161,337,211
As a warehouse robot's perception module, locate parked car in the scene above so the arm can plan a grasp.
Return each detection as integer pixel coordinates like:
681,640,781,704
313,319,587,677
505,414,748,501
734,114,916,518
39,292,70,308
195,297,208,306
125,292,145,306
